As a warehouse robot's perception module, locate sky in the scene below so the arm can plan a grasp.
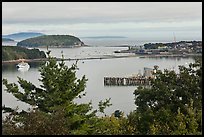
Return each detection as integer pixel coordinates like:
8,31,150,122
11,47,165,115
2,2,202,41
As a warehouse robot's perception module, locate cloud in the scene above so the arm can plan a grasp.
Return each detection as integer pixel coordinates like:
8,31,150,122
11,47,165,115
2,2,202,41
2,2,202,24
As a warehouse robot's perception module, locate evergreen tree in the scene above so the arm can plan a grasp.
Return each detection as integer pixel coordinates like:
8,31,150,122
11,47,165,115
2,52,98,135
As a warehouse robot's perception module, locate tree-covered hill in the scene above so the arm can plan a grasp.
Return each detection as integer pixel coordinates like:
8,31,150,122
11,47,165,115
17,35,85,48
2,46,46,61
2,38,15,42
3,32,45,41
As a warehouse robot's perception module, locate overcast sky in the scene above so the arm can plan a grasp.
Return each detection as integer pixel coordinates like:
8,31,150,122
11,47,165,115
2,2,202,41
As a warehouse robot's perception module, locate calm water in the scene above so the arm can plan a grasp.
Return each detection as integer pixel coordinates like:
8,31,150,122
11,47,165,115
2,46,195,116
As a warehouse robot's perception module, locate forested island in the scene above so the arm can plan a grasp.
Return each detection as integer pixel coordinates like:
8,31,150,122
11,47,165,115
17,35,85,48
2,38,15,42
3,32,45,41
2,46,46,61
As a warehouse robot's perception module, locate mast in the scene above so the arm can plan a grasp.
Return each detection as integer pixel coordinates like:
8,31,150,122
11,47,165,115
173,32,177,49
173,32,176,43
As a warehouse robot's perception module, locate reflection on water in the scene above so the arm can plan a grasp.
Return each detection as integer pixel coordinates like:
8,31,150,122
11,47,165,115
2,64,17,72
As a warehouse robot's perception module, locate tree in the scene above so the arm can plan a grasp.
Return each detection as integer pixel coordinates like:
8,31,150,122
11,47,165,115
2,108,70,135
130,57,202,135
2,52,100,135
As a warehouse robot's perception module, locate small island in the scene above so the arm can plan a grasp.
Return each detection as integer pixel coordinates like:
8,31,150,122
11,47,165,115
17,35,85,48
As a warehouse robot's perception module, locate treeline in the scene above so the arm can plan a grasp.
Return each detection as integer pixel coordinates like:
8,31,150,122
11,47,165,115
2,46,46,61
144,41,202,49
17,35,84,47
2,53,202,135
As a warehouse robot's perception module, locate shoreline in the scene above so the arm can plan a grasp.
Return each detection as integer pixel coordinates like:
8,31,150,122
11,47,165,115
137,53,202,58
2,58,49,65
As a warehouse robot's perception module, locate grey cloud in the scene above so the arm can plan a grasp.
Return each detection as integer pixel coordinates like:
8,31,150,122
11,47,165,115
2,2,202,25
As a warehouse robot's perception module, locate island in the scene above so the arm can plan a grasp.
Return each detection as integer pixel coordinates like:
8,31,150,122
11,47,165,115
3,32,45,41
17,35,85,48
2,38,15,42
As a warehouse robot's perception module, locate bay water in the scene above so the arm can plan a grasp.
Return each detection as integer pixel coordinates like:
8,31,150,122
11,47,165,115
2,46,195,116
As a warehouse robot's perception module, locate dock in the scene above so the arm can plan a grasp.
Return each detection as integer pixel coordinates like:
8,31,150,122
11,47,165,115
104,66,157,86
104,76,151,86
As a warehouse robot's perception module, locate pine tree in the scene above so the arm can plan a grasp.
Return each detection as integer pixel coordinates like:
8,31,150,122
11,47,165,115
2,52,98,134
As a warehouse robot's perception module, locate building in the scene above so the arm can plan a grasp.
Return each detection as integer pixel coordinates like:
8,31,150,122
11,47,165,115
143,67,154,78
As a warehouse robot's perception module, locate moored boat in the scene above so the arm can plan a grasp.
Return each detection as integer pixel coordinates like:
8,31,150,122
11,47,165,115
16,61,30,71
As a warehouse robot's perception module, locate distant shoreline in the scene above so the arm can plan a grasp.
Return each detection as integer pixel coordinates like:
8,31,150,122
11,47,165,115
138,53,202,58
2,58,48,65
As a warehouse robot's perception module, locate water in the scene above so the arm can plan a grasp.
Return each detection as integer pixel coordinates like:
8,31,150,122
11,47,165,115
2,46,195,116
80,37,173,47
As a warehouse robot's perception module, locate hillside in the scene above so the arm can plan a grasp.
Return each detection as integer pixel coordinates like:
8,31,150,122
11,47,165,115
3,32,45,41
2,38,15,42
2,46,46,61
17,35,84,48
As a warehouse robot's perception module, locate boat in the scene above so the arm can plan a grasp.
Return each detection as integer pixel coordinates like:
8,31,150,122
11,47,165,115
16,61,30,71
114,50,121,53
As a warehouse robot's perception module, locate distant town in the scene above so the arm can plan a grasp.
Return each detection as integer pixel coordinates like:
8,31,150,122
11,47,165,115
115,41,202,57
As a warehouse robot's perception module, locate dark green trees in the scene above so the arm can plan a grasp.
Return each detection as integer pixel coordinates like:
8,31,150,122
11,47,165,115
17,35,84,47
128,58,202,135
2,53,202,135
2,53,98,135
2,46,46,61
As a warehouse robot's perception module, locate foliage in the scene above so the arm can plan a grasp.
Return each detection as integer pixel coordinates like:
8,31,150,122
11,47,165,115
131,57,202,135
90,113,136,135
2,52,111,135
2,52,202,135
98,98,112,113
2,108,70,135
144,43,164,49
17,35,84,47
2,46,46,61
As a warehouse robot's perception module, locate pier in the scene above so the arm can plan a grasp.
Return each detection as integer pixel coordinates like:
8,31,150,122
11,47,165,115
104,76,151,86
104,66,157,86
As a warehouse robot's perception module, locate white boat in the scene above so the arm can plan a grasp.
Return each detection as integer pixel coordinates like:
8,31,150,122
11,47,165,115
16,61,30,71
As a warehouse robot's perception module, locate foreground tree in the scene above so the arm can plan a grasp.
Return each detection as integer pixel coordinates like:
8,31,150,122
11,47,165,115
2,53,202,135
2,52,107,135
129,58,202,135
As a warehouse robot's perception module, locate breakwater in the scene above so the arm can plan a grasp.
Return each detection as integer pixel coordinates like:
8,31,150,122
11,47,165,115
2,55,138,65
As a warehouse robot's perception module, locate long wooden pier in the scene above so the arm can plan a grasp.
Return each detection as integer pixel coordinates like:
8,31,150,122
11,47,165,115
104,76,151,86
